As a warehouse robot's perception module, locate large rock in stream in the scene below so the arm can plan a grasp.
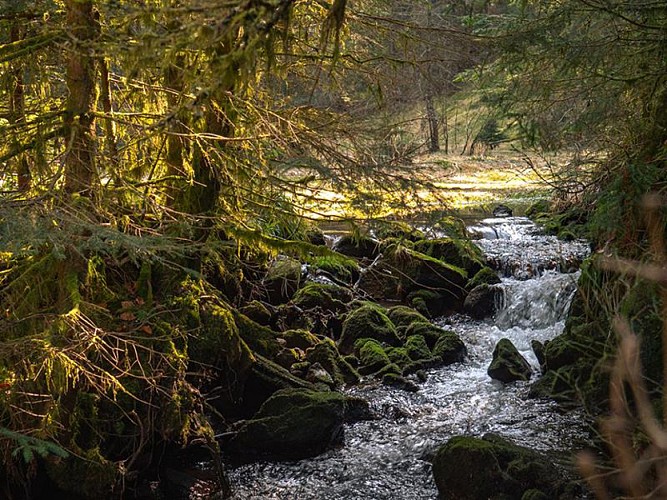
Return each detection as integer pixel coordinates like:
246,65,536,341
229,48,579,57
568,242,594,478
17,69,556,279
225,388,357,463
488,338,532,383
432,434,573,499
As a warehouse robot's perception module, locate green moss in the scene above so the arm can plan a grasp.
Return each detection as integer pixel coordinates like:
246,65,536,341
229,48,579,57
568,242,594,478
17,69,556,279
387,306,430,329
433,216,469,239
405,322,448,349
382,373,419,392
469,267,501,288
234,311,282,359
338,303,400,354
432,331,467,365
488,338,532,383
357,339,392,375
373,221,425,242
280,329,319,350
386,347,412,367
292,281,352,312
405,335,431,361
264,256,303,304
226,388,347,462
136,261,153,305
306,338,360,386
308,255,359,283
412,238,484,275
45,446,117,499
239,300,272,325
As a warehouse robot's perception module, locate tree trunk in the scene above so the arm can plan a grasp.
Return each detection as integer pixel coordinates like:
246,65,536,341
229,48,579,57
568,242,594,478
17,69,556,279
164,56,187,207
8,23,31,192
63,0,99,195
425,91,440,153
99,57,119,176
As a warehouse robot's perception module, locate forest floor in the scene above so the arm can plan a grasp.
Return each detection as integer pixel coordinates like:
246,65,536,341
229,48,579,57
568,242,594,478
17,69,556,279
301,149,556,220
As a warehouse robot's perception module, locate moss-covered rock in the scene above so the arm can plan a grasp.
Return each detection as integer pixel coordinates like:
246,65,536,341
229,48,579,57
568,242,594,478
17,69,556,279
356,259,402,302
432,331,467,365
279,329,319,350
373,221,425,242
488,338,532,383
412,237,484,276
386,346,412,368
387,306,430,329
357,339,392,375
464,284,502,319
308,255,360,284
234,311,282,359
275,348,302,369
306,338,360,386
225,388,347,462
433,216,469,239
239,300,273,326
263,256,303,304
407,289,444,318
45,446,117,499
292,281,353,312
338,303,400,354
469,267,501,288
332,234,380,260
431,434,570,500
273,303,314,332
405,335,431,361
404,322,453,350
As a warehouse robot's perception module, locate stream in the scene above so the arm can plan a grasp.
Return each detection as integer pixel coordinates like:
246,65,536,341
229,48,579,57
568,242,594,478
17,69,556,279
227,216,592,499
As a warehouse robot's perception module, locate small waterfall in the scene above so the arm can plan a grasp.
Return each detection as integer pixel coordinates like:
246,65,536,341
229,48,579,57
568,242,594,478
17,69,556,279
471,217,589,280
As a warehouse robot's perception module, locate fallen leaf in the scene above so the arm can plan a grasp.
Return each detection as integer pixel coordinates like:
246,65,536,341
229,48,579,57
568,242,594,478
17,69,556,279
120,311,136,321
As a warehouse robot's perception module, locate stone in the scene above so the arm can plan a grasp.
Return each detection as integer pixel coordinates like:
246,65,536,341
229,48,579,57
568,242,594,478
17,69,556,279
291,281,353,313
338,303,400,354
488,338,532,383
225,388,347,462
306,362,335,386
305,338,360,386
263,256,304,304
382,373,419,392
431,434,568,500
464,284,502,319
432,331,468,365
332,234,380,260
468,267,501,288
405,335,431,361
239,300,273,326
493,204,513,217
356,339,392,375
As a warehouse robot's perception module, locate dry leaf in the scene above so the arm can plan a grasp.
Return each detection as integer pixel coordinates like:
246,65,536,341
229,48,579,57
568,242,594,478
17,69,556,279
121,300,134,310
140,325,152,334
120,311,136,321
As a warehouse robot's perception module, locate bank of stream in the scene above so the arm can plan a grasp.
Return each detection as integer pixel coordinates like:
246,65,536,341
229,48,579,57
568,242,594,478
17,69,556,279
226,216,592,499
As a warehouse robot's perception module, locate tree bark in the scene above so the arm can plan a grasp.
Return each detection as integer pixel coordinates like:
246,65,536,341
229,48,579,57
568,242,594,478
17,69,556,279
8,23,31,192
99,57,119,175
63,0,99,195
424,90,440,153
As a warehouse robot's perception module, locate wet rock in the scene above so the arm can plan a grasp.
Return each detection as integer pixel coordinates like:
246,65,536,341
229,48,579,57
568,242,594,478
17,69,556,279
382,373,419,392
332,234,380,260
412,238,484,276
488,338,532,383
531,339,546,370
338,303,400,354
432,331,467,365
239,300,273,326
405,335,431,361
279,329,319,350
306,338,360,386
464,283,501,319
387,305,431,338
275,348,302,369
431,433,568,499
291,281,353,313
355,338,392,375
468,266,501,288
225,388,347,462
356,259,402,302
306,362,335,387
492,204,513,217
263,256,304,304
386,346,412,368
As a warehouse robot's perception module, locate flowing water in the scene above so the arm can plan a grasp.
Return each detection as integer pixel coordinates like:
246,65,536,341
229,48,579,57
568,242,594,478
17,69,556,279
227,217,592,500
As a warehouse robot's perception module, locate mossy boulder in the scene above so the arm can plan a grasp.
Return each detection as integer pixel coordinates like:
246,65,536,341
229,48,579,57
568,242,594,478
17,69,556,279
338,303,400,354
433,216,469,239
432,434,569,500
356,339,392,375
386,347,412,368
387,306,430,329
279,329,319,350
263,256,303,304
239,300,273,326
407,289,446,318
373,221,425,242
332,234,380,260
292,281,353,313
469,267,501,288
234,311,282,359
488,338,532,383
225,388,347,462
464,284,502,320
404,322,454,350
306,338,360,386
356,259,402,302
309,255,360,284
412,237,484,276
432,331,468,365
405,335,431,361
